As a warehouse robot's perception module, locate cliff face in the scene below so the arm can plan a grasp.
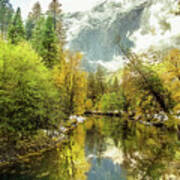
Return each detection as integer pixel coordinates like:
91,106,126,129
64,0,180,71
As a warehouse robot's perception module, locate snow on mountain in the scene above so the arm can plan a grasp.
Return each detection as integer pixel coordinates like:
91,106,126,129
64,0,180,71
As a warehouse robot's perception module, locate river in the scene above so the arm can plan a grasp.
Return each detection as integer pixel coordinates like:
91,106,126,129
0,116,180,179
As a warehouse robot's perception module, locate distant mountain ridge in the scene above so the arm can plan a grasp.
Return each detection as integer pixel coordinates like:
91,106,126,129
64,0,180,71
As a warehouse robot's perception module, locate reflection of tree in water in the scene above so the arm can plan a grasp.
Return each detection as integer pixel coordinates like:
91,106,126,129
1,116,180,180
47,125,90,180
0,125,90,180
111,119,180,179
41,125,90,180
84,117,127,180
85,117,106,158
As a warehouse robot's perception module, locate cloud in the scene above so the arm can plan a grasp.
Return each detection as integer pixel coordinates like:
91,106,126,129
11,0,100,19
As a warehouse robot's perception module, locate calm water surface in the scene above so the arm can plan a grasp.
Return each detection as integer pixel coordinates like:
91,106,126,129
0,116,180,180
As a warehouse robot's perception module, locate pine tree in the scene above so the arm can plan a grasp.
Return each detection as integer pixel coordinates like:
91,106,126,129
48,0,61,29
29,1,41,20
32,16,45,55
47,0,65,45
0,0,14,38
41,15,58,68
8,7,25,44
25,17,34,40
87,72,97,103
112,77,119,93
25,2,42,40
95,65,106,98
32,15,59,68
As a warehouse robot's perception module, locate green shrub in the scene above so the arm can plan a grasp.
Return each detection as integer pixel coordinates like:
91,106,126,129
100,92,125,112
0,40,63,138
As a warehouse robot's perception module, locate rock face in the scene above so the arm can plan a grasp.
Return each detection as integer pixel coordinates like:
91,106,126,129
64,0,180,71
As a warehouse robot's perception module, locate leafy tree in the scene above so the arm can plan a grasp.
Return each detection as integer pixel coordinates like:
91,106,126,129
0,0,14,38
54,51,87,115
8,7,25,44
0,40,63,139
160,49,180,116
120,52,177,127
100,92,125,112
85,99,93,111
126,53,175,113
164,49,180,81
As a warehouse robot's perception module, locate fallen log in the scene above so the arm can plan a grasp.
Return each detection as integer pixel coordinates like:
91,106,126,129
84,111,121,117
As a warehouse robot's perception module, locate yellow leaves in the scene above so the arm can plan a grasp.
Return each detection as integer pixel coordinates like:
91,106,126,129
147,138,157,146
85,99,93,111
166,49,180,63
173,103,180,112
75,126,85,147
73,71,87,114
63,125,90,180
54,50,87,115
134,108,142,120
84,118,93,130
164,49,180,80
136,129,141,140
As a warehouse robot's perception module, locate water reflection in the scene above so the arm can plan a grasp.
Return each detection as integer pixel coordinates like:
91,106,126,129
0,116,180,180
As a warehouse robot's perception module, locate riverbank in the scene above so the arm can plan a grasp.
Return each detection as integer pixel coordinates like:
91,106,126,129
1,113,179,173
1,116,179,180
0,118,82,171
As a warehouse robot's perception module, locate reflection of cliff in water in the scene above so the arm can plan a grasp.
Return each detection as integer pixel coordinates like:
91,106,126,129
87,158,126,180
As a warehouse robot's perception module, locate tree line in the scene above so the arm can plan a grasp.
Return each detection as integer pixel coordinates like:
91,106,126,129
87,49,180,129
0,0,88,141
0,0,117,141
0,0,180,142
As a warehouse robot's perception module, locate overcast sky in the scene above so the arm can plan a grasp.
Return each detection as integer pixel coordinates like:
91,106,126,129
11,0,100,19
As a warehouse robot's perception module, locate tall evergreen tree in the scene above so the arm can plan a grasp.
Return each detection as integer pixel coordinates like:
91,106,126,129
0,0,14,38
41,15,58,68
87,72,97,103
8,7,25,44
32,16,45,55
25,17,34,40
95,65,106,98
32,15,58,68
47,0,65,45
25,2,42,40
29,1,41,20
112,77,119,93
48,0,61,30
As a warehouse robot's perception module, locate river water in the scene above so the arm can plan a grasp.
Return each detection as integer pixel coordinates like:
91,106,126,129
0,116,180,179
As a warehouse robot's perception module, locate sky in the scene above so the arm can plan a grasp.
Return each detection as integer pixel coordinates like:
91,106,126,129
11,0,100,19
